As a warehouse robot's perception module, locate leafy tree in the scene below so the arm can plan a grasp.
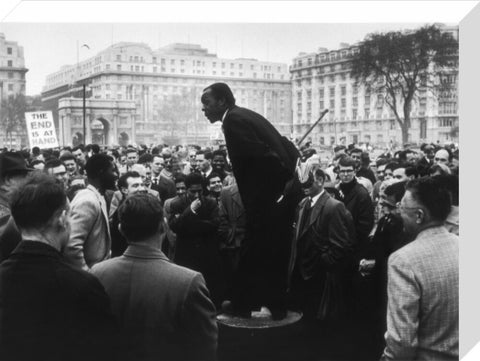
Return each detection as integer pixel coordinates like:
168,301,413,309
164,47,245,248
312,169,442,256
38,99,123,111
0,93,27,148
350,25,458,144
157,88,200,144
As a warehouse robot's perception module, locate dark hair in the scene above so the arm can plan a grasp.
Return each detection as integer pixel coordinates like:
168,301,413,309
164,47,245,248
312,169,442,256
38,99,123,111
174,174,186,185
196,150,213,161
118,193,163,241
385,161,401,172
333,145,346,153
376,158,389,167
59,154,76,163
314,168,326,181
32,147,41,156
406,176,451,222
126,148,138,155
44,158,64,172
349,148,362,155
90,144,100,154
384,181,407,204
185,173,205,189
138,153,153,164
85,154,112,180
30,159,45,167
435,174,459,206
212,149,227,159
405,165,419,179
72,145,85,153
206,172,222,184
10,172,67,230
118,171,141,190
338,156,357,168
203,82,236,107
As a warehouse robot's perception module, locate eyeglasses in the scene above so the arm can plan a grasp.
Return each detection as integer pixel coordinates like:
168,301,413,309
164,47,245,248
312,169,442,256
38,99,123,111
338,169,354,174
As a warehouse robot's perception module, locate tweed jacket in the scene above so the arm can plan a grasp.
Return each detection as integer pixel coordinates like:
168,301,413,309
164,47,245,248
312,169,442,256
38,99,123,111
65,185,111,270
91,244,218,361
382,226,458,361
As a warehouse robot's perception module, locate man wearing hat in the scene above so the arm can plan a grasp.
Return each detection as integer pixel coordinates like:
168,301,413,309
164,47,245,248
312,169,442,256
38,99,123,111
0,152,33,261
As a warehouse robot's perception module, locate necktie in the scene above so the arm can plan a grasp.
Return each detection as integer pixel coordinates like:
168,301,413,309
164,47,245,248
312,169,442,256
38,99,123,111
153,177,158,185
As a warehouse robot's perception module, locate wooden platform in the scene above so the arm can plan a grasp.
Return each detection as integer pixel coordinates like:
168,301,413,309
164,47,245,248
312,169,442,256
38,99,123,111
217,307,302,329
217,308,303,361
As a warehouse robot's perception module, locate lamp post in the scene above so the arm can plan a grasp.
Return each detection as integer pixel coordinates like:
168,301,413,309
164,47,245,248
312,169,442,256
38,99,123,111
83,83,86,144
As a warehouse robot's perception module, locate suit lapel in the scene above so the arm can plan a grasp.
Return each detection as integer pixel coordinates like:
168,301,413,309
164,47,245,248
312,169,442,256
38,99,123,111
298,192,329,239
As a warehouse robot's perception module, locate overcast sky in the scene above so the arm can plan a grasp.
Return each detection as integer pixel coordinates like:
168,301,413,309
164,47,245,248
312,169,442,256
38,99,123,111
0,22,451,96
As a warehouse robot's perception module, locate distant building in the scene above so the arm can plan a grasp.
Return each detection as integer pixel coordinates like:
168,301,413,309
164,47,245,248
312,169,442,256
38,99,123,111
290,25,459,148
0,33,28,148
42,42,292,147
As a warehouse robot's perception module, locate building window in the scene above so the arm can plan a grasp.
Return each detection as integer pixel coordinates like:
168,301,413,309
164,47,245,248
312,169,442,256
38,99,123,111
320,100,324,109
329,99,335,109
341,98,346,108
352,109,357,119
116,54,121,61
106,64,111,70
7,72,13,79
117,94,122,100
7,84,13,91
7,60,12,67
153,66,157,73
117,64,122,71
341,85,346,96
152,57,157,63
329,86,335,98
7,47,12,55
135,66,140,72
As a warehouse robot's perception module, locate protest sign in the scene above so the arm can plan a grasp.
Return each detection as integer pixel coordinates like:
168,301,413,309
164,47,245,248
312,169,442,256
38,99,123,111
25,111,59,149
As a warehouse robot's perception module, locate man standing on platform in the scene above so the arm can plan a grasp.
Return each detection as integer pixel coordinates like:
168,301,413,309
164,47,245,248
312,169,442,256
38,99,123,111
201,82,299,319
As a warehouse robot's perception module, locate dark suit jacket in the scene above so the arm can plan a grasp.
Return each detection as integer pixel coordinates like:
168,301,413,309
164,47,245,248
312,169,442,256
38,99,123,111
222,106,300,309
223,105,299,210
0,241,117,361
91,244,218,361
150,175,176,205
288,192,356,320
337,180,374,255
289,192,355,283
168,195,223,306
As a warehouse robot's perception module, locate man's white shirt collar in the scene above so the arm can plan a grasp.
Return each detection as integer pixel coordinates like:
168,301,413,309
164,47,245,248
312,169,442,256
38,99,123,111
221,109,229,122
310,190,325,207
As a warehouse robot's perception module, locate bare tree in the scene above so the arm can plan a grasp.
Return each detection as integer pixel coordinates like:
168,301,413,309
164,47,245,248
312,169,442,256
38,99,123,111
350,25,458,144
0,94,27,148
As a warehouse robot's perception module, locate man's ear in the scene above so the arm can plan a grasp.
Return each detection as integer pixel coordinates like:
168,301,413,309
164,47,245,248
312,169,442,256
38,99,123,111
118,223,125,237
120,187,128,196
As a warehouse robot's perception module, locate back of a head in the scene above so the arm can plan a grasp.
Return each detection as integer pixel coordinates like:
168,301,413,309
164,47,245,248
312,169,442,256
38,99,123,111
384,181,407,204
44,158,63,172
85,154,112,180
204,82,236,107
118,193,163,241
185,172,204,188
406,176,451,222
10,172,67,230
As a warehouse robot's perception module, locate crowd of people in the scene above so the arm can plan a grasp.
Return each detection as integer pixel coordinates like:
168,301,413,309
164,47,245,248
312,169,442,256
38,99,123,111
0,138,458,361
0,83,458,361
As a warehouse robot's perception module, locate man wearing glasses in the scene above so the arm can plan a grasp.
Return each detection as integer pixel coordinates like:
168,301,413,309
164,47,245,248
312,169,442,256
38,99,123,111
381,177,458,361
